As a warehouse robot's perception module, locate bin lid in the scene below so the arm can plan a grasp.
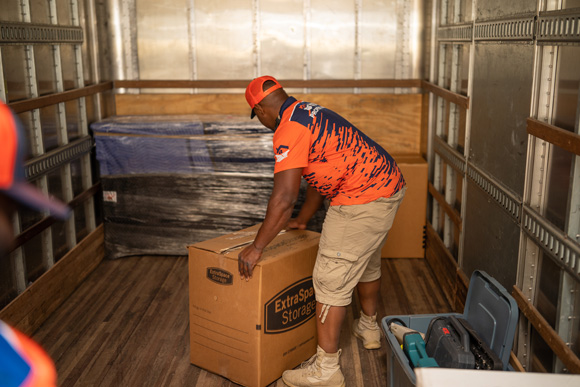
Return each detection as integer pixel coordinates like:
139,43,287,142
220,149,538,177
464,270,518,370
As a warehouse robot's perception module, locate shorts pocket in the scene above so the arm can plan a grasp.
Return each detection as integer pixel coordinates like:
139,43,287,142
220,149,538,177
319,248,358,262
315,249,359,292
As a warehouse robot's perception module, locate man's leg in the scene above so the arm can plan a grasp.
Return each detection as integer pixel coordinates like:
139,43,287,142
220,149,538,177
316,303,346,353
352,278,382,349
356,278,381,317
282,302,346,387
352,189,406,350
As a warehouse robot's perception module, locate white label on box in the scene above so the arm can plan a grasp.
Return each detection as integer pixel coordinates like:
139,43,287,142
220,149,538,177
103,191,117,203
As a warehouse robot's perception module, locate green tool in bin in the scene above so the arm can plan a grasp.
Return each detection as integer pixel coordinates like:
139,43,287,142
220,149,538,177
381,270,519,387
403,332,439,368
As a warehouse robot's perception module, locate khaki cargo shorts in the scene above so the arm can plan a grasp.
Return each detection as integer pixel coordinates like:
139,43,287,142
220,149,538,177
313,187,406,306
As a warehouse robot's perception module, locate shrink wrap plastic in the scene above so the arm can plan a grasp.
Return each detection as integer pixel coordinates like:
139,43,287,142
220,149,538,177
92,116,325,259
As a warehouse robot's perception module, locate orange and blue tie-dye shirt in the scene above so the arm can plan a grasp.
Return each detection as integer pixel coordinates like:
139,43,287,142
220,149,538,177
273,97,405,206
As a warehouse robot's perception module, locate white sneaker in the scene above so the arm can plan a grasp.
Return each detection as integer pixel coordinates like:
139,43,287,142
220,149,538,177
282,345,345,387
352,311,381,349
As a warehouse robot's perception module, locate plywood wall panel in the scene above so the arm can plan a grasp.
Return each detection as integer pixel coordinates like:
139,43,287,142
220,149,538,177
115,93,422,154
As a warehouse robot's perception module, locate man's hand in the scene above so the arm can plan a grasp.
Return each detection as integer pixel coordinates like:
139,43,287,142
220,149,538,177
286,218,307,230
238,243,263,281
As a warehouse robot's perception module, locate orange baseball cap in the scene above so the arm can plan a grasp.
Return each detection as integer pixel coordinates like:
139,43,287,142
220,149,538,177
245,76,283,118
0,101,70,219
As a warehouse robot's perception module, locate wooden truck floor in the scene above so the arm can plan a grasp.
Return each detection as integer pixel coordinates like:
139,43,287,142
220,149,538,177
33,256,449,387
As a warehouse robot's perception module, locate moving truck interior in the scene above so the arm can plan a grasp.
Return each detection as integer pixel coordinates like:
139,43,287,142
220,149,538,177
0,0,579,386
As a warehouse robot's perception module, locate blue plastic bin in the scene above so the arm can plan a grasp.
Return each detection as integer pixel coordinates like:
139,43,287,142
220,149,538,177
382,270,518,387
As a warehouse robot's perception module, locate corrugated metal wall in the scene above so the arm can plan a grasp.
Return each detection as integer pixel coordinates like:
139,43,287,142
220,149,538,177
109,0,424,91
0,0,108,308
427,0,580,373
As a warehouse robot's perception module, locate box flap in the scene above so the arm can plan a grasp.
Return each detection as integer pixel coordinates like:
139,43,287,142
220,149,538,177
188,224,320,266
189,224,262,253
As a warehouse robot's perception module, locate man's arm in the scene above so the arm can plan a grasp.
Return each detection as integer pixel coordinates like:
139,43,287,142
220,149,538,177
287,184,324,230
238,167,302,280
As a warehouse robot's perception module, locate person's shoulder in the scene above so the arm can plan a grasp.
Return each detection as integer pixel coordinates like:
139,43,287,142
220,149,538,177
287,101,325,125
276,120,307,135
274,120,310,145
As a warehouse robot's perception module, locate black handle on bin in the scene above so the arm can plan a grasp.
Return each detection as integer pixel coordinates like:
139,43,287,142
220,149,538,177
448,315,470,353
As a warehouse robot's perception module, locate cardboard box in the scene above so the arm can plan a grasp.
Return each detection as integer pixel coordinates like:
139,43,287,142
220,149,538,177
188,225,320,387
382,155,428,258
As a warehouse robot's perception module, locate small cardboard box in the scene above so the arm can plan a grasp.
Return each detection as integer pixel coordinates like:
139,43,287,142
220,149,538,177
382,155,428,258
188,224,320,387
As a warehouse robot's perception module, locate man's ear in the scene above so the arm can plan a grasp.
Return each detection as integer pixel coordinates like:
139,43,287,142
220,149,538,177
254,103,265,116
